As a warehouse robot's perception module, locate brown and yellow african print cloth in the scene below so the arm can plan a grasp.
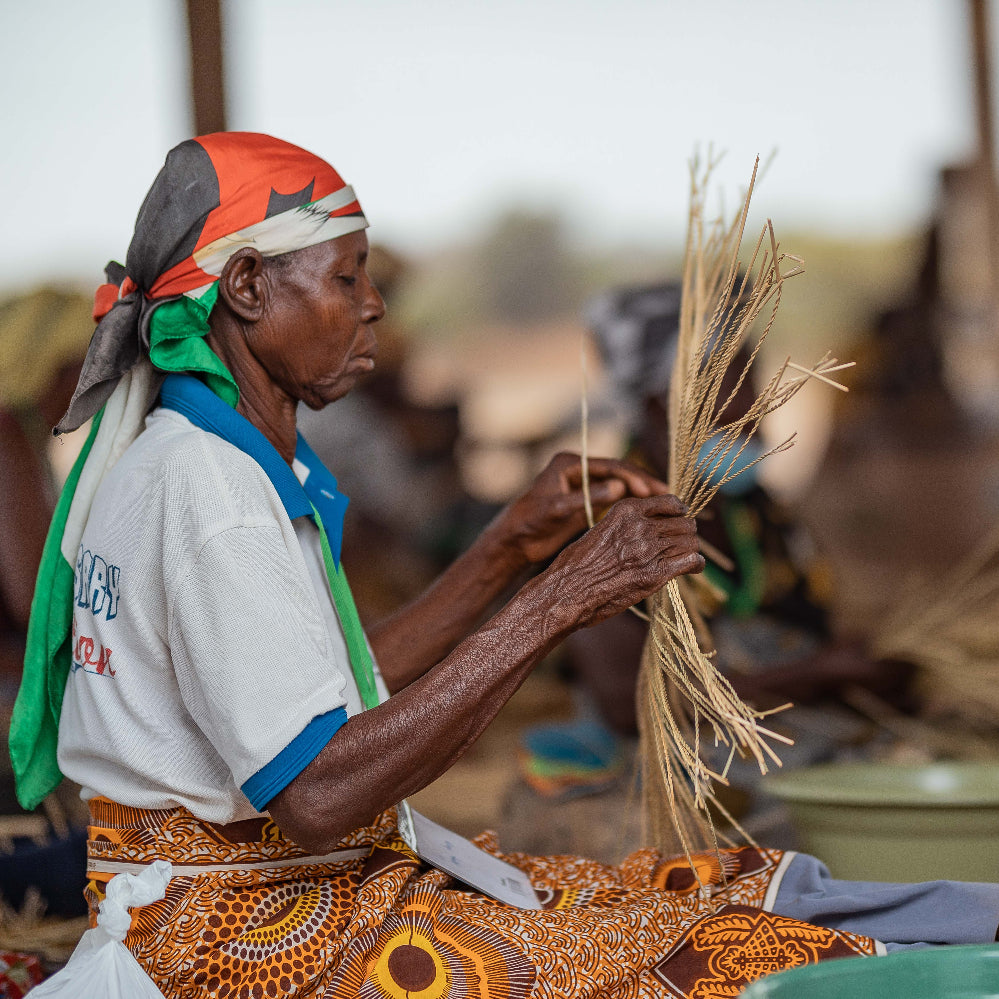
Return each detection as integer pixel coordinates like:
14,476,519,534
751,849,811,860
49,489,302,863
85,797,878,998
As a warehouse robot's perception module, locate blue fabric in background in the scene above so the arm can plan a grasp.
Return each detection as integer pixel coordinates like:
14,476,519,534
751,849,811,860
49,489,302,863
774,853,999,949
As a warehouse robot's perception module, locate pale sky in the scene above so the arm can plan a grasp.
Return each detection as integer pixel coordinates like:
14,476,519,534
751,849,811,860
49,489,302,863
0,0,993,293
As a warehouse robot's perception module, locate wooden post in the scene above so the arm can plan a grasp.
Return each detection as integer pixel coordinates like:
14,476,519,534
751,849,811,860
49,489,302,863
185,0,227,135
969,0,999,316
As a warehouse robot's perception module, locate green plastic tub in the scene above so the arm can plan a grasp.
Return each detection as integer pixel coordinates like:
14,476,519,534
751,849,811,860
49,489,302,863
765,761,999,883
739,944,999,998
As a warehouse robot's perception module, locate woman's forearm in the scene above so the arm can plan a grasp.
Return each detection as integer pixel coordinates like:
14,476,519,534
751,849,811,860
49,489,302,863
270,565,572,851
368,514,531,691
369,453,677,691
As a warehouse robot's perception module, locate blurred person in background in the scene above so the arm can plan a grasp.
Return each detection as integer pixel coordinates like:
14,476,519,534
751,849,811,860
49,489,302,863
0,289,91,696
297,245,466,620
0,287,91,917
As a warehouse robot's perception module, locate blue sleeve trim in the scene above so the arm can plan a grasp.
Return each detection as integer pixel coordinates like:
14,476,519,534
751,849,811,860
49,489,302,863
241,706,349,811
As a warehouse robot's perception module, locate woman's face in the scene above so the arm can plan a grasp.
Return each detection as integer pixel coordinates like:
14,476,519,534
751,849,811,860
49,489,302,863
251,231,385,410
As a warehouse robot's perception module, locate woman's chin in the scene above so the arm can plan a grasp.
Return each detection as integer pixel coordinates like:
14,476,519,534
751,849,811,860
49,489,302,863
302,382,356,411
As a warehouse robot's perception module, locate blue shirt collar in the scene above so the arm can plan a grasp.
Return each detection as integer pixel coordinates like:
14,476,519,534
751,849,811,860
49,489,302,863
158,373,349,566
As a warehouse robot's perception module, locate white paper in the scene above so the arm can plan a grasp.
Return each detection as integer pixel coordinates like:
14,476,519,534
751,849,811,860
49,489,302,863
398,802,541,909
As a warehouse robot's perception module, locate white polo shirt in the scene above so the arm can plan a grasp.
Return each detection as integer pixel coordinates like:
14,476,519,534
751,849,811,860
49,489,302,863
57,406,387,824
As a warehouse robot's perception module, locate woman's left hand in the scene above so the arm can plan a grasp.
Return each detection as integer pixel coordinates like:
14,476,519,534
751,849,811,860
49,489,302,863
493,451,671,565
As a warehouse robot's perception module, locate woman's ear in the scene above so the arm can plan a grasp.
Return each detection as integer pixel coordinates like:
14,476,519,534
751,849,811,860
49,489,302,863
217,248,267,321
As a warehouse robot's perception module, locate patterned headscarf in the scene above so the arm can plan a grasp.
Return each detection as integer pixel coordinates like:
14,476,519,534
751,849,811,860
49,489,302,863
58,132,368,434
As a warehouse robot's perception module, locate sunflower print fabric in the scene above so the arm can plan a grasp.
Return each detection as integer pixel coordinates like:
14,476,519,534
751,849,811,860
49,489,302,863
84,797,878,998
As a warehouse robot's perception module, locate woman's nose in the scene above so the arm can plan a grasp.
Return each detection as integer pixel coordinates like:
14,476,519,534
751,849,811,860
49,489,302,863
363,280,386,324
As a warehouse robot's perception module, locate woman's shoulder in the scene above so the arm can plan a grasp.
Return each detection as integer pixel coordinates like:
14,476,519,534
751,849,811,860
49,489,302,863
116,408,290,530
140,407,259,471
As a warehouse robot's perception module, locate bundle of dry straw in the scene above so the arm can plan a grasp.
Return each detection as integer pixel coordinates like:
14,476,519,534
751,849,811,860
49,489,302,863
0,889,87,966
870,521,999,733
635,153,853,862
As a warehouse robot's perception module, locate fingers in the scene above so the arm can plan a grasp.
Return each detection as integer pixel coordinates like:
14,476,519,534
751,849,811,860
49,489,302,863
647,509,704,575
607,495,704,577
680,550,708,574
582,478,628,507
659,540,706,577
543,490,707,628
563,482,689,526
606,463,671,498
552,453,670,499
634,492,691,520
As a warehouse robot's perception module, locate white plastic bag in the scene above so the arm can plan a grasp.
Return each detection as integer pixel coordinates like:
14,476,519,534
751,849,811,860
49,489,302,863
28,860,172,998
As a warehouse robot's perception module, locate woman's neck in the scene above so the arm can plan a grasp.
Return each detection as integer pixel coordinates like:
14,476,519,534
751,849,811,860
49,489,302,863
205,325,298,465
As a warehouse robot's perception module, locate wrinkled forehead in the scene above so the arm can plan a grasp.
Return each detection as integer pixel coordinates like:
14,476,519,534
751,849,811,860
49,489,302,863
127,132,367,298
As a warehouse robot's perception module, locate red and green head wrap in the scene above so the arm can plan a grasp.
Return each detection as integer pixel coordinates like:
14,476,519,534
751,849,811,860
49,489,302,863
59,132,368,433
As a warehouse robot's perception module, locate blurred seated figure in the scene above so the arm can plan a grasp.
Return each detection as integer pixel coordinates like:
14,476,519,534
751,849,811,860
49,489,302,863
0,287,91,915
0,288,91,697
520,282,914,799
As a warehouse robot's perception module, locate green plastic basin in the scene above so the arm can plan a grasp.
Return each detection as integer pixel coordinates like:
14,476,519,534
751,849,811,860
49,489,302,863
739,944,999,998
765,761,999,882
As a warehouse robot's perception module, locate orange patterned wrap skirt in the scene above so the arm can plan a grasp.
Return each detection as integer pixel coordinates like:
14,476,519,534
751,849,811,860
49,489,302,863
85,797,878,998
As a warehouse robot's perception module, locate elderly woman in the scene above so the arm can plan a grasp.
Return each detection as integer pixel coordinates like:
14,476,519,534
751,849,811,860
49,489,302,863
10,134,999,999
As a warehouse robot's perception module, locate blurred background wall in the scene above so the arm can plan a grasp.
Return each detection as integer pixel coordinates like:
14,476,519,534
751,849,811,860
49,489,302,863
4,0,999,623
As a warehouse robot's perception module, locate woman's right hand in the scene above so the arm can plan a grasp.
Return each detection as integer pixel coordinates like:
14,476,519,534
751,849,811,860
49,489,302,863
540,493,704,629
